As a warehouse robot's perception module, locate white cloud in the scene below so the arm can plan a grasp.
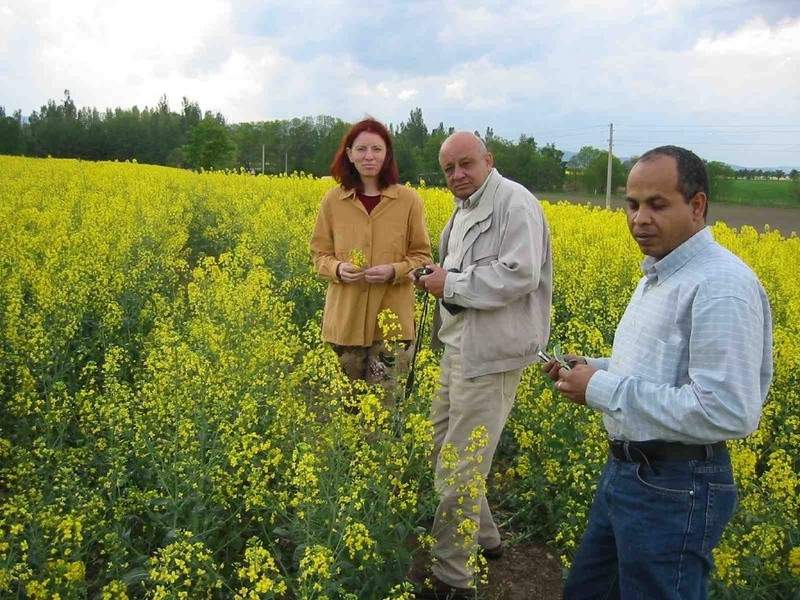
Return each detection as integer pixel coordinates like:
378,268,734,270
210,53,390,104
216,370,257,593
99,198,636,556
398,88,419,101
694,18,800,57
2,0,799,167
444,80,466,101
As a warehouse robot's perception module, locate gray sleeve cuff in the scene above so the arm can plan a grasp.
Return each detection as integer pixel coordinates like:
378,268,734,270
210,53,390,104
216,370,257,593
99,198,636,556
443,273,457,299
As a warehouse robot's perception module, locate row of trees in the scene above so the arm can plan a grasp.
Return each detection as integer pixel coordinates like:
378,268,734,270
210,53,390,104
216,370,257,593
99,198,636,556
1,93,574,192
6,92,795,198
736,167,797,180
0,92,215,166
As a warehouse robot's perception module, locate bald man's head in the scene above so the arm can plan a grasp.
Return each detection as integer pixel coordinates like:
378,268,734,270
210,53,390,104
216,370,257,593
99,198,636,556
438,132,493,199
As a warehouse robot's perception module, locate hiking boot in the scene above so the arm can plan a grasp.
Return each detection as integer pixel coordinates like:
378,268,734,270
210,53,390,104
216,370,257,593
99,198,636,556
408,566,473,600
481,542,504,560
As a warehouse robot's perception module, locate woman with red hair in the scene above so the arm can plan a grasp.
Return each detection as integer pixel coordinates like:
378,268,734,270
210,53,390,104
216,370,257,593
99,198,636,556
310,118,433,391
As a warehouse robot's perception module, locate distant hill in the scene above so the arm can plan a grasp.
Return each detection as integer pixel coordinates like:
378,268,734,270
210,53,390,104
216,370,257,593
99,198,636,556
727,164,799,173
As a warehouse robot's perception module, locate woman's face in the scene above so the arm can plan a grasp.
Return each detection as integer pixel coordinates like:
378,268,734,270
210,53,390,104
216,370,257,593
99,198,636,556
346,131,386,180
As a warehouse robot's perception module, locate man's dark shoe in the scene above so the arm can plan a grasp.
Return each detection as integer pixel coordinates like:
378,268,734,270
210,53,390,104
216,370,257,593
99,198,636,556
408,567,473,600
481,542,504,560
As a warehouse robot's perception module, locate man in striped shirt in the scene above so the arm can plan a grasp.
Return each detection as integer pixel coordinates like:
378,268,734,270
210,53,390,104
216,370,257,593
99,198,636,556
544,145,773,599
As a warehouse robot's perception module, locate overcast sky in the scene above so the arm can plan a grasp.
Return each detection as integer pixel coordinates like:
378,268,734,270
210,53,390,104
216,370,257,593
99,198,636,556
2,0,799,168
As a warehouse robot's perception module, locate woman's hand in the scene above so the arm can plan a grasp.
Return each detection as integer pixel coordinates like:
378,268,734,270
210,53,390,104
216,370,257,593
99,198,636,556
338,262,365,283
364,264,395,283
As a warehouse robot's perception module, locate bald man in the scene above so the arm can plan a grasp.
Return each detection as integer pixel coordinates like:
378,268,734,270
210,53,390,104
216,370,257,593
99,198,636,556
410,132,553,599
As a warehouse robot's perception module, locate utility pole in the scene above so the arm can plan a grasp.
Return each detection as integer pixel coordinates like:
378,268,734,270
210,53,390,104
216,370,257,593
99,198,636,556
284,151,288,174
605,122,614,209
261,144,265,174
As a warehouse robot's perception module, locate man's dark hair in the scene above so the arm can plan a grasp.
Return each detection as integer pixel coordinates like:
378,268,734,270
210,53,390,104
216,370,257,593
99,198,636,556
638,145,709,217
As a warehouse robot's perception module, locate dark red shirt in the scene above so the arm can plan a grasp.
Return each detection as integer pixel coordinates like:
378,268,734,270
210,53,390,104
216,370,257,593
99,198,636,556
358,192,381,214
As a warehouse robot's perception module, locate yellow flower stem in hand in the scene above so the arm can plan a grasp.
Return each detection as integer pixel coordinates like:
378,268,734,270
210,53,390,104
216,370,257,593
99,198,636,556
349,249,368,270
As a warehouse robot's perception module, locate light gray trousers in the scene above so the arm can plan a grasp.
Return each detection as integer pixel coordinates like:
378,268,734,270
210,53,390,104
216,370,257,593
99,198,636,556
430,347,523,588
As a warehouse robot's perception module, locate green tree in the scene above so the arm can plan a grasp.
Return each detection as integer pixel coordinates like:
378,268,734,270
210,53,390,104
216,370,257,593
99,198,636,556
146,95,186,165
414,122,450,185
503,134,538,190
536,144,566,192
583,152,626,194
183,116,235,170
310,116,349,175
27,90,83,157
181,97,202,133
397,107,428,149
0,107,22,155
394,138,418,183
567,146,602,170
283,117,319,174
104,106,145,161
705,161,736,203
790,171,800,205
623,155,639,174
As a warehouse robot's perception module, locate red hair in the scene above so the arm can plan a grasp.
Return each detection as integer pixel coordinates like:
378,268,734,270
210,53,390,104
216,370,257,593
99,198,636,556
330,118,399,192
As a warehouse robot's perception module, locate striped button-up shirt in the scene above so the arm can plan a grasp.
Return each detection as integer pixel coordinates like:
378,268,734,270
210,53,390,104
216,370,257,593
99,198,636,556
586,227,773,444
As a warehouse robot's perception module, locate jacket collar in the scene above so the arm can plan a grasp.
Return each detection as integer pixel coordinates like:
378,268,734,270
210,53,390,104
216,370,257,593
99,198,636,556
440,170,503,261
466,169,501,224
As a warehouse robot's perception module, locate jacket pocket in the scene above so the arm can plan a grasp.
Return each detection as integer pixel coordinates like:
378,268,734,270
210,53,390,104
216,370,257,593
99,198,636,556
333,224,360,260
467,298,538,363
374,223,406,262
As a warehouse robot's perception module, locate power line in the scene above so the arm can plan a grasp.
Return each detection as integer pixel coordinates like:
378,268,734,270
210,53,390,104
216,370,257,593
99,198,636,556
615,147,800,155
616,124,800,130
543,131,615,140
530,125,607,136
615,129,800,136
614,140,800,148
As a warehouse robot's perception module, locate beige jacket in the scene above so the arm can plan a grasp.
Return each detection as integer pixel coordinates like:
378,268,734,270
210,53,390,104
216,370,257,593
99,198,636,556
432,169,552,378
310,184,433,346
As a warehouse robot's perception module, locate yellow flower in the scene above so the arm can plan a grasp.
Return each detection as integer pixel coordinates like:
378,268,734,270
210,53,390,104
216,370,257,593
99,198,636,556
349,248,368,269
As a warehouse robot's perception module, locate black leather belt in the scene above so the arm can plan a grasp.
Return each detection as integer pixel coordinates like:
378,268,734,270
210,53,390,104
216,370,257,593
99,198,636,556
609,440,728,462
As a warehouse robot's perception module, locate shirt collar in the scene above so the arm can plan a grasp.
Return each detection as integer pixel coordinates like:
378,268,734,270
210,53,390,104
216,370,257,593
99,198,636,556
641,226,714,283
455,169,496,210
336,185,398,201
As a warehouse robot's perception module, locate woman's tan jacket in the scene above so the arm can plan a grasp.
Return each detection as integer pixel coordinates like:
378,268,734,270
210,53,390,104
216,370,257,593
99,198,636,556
310,184,433,346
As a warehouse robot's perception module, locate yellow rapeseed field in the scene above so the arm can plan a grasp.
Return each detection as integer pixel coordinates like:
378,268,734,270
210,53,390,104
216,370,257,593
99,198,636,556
0,156,798,598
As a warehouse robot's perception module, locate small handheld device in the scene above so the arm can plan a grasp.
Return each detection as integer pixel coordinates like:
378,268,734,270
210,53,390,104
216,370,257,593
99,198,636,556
537,350,554,363
414,267,433,278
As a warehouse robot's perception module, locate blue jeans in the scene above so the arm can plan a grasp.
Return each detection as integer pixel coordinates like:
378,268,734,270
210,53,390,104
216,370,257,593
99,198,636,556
564,451,738,600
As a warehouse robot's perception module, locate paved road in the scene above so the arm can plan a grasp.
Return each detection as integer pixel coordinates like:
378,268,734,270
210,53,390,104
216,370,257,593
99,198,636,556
539,194,800,237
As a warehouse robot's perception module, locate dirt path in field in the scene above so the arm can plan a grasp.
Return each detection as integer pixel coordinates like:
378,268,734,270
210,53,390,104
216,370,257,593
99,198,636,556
480,198,800,599
539,192,800,236
483,541,564,599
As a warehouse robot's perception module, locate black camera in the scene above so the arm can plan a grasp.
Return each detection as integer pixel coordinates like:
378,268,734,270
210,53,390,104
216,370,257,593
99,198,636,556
414,267,433,278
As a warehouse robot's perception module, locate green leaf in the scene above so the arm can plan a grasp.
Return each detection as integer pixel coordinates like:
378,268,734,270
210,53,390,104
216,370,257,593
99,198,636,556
552,344,572,370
